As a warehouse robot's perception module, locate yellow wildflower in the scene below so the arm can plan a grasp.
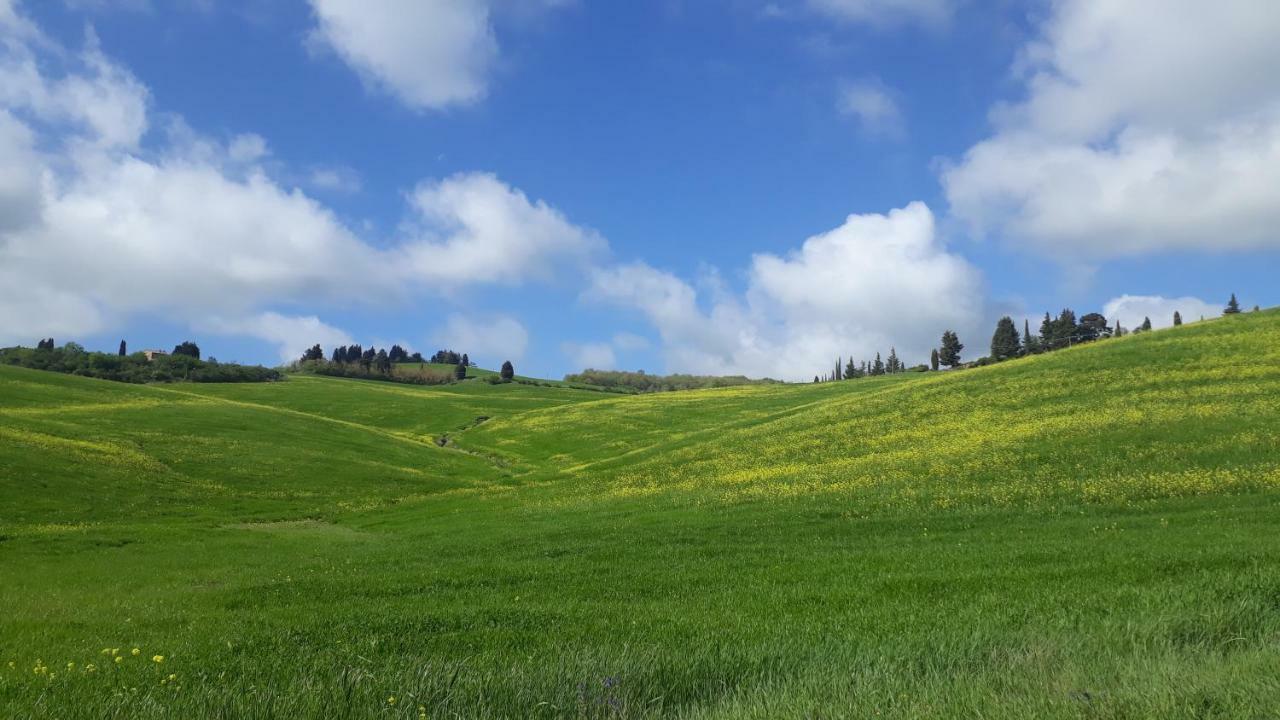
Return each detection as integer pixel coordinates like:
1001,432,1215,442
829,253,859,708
114,656,123,664
388,696,396,705
152,655,164,663
131,648,140,656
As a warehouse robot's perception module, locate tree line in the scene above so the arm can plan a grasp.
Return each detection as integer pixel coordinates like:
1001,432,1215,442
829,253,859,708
1,340,278,383
298,343,518,386
564,369,780,393
816,293,1256,381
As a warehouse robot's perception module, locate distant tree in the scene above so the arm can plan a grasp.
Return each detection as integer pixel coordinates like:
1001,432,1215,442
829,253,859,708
172,341,201,359
462,353,470,367
990,316,1021,361
886,348,900,373
500,360,515,380
833,357,843,381
1022,319,1040,354
347,344,363,363
1140,316,1152,332
1114,321,1125,337
330,345,346,363
939,330,963,368
454,361,468,381
1224,293,1241,314
375,349,391,374
118,339,127,356
930,348,940,371
36,338,54,350
409,351,424,363
1173,311,1182,327
1048,309,1078,349
1253,305,1260,312
813,375,820,383
844,357,857,379
871,352,885,376
301,344,324,362
388,344,409,363
1038,312,1054,349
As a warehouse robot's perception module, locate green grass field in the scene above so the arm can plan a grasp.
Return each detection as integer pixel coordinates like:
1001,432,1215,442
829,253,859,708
2,311,1279,718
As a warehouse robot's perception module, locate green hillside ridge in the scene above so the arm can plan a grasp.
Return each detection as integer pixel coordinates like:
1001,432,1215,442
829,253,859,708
1,310,1279,718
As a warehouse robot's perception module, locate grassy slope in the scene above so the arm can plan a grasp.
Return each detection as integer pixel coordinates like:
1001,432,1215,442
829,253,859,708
1,311,1279,718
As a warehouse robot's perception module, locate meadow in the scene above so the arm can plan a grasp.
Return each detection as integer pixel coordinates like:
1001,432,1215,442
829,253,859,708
1,311,1279,718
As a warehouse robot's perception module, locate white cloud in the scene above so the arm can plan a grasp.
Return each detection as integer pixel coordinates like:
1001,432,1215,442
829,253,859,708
838,78,903,138
808,0,952,27
561,341,616,371
204,312,354,363
0,5,600,357
398,172,605,287
942,0,1280,262
0,109,42,233
306,0,496,110
227,133,268,163
0,26,149,150
435,313,528,364
1102,295,1222,331
590,202,984,380
0,264,106,346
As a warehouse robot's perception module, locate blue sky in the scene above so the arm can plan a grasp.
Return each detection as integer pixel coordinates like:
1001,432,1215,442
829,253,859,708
1,0,1276,380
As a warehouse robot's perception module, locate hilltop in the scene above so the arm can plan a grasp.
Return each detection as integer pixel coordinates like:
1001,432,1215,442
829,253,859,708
1,310,1278,718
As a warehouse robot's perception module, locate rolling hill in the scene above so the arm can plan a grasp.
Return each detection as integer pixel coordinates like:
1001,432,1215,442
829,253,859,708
1,310,1278,718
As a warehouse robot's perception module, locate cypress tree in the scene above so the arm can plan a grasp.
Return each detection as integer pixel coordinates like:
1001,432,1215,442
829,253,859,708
1022,319,1040,354
930,348,939,371
939,330,963,368
834,357,842,381
990,316,1021,361
886,348,900,373
500,360,515,380
1173,311,1182,327
1224,293,1241,314
872,352,885,376
118,339,127,356
844,357,857,379
1140,316,1152,331
454,362,467,380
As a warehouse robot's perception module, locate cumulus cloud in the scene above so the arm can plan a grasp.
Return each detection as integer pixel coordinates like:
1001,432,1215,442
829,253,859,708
0,26,149,150
307,0,495,110
0,5,600,355
204,312,354,363
942,0,1280,262
306,0,568,111
838,78,903,138
808,0,952,27
398,172,606,287
1102,295,1222,331
590,202,985,380
435,313,528,364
